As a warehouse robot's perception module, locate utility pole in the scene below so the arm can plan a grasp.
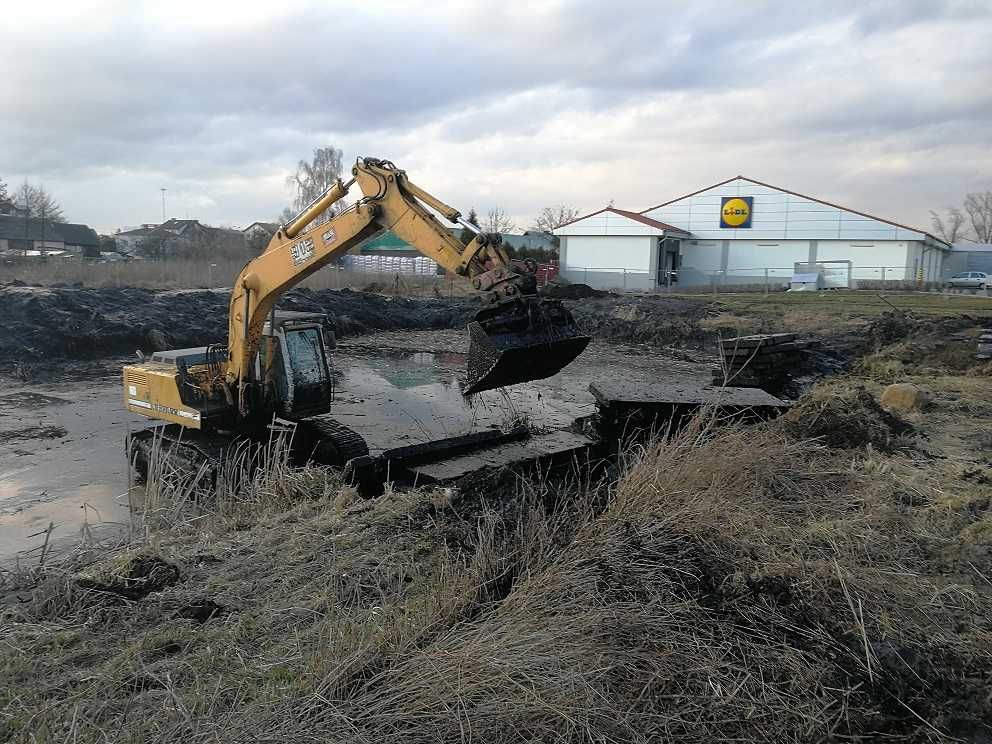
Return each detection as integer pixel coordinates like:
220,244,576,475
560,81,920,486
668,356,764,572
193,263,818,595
160,188,167,223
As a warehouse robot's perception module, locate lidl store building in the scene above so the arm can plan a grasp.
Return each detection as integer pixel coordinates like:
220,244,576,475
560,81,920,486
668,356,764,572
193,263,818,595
554,176,950,290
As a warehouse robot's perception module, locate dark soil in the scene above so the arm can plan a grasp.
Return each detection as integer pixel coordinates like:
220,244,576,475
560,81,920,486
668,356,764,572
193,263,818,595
780,384,914,451
567,294,711,347
0,285,479,364
865,311,980,354
0,285,713,371
0,425,67,444
541,282,611,300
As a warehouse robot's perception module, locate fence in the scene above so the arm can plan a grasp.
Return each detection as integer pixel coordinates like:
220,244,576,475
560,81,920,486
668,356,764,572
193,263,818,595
0,254,564,298
559,264,925,293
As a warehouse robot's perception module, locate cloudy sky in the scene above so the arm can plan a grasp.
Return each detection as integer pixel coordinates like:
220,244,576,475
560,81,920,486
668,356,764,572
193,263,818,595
2,0,991,234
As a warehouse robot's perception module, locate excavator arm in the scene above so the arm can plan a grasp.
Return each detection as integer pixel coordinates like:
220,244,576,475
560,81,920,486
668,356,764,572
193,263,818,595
227,157,588,411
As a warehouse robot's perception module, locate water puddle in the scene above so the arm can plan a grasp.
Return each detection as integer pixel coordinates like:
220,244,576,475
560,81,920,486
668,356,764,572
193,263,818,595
0,338,709,562
329,347,593,450
0,378,144,560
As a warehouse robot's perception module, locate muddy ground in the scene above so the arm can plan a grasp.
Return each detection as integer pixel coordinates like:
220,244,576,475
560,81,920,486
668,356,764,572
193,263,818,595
3,286,992,741
0,282,832,372
0,337,707,560
0,284,484,367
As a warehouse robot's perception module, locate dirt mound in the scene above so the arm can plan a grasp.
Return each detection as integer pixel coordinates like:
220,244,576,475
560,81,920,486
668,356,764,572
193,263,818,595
0,285,479,364
542,282,610,300
866,312,978,351
567,295,709,347
858,316,985,380
780,382,913,450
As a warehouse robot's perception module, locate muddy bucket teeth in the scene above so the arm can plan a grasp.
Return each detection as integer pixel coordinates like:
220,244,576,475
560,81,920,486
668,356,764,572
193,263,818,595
463,298,590,395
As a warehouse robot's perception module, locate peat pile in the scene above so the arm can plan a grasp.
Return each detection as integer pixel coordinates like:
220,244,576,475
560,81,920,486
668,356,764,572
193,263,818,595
0,283,717,367
860,312,986,377
0,285,478,363
566,294,710,347
781,382,914,451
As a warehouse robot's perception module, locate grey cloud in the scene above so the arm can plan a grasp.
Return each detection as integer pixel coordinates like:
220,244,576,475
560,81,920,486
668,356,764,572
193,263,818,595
1,0,990,233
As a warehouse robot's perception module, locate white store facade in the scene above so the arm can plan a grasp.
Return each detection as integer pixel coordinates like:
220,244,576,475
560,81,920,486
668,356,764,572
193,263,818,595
555,176,950,290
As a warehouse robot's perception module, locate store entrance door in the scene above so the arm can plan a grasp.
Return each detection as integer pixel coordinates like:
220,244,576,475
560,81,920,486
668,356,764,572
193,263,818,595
658,238,681,287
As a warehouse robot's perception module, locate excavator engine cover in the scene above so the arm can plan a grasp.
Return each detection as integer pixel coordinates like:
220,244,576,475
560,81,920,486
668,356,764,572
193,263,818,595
463,297,590,394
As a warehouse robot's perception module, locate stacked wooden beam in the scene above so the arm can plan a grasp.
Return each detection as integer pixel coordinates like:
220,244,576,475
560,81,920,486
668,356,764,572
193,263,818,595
977,329,992,360
713,333,812,389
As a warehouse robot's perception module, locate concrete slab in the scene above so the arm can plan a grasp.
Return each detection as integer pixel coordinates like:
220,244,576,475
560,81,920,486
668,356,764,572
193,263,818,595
409,430,595,483
589,380,789,409
720,333,798,349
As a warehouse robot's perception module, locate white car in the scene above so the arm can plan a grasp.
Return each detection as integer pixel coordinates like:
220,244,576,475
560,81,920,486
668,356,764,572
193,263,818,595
947,271,989,289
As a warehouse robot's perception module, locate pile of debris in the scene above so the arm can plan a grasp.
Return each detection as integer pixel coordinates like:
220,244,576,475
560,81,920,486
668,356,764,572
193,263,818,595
713,333,814,391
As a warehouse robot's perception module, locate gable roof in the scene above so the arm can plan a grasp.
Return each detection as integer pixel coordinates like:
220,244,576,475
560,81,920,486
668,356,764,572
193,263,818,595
0,216,99,245
556,206,689,236
642,175,947,247
243,221,279,234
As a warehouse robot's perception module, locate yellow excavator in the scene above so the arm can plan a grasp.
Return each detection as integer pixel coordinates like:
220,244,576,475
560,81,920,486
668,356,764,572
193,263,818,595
123,157,589,475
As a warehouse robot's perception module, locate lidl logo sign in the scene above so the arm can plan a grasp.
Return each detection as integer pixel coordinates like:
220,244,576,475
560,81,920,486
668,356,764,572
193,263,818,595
720,196,753,229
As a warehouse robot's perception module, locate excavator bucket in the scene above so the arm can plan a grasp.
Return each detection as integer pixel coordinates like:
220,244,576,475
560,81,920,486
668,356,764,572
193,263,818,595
463,297,590,395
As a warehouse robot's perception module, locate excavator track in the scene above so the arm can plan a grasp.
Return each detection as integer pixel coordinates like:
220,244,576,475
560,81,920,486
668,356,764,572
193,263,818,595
128,417,368,491
127,424,233,488
296,415,369,466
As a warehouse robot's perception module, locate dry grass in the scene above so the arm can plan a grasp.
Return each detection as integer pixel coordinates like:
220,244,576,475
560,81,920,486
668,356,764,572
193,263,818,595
3,408,991,742
704,290,992,321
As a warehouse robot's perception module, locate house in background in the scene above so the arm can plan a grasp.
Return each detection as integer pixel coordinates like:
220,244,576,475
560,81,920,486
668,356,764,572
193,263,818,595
0,215,100,257
243,221,279,241
116,218,245,258
0,197,27,217
114,223,181,256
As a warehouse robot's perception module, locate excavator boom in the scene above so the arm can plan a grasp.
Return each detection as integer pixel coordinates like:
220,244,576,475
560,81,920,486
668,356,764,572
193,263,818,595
227,157,588,404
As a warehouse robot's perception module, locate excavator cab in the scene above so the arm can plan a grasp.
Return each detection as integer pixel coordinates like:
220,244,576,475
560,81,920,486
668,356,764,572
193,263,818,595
257,311,335,419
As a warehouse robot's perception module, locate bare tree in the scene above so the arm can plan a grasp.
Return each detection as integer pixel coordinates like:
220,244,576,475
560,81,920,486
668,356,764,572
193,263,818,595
458,208,480,245
964,191,992,243
286,146,345,226
483,207,516,235
276,206,296,225
532,204,579,233
13,182,65,256
930,207,967,243
0,177,13,216
14,181,65,222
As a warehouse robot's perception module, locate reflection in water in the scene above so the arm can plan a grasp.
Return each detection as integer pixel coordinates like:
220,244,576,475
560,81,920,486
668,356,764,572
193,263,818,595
329,347,592,451
1,340,700,563
0,382,143,560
